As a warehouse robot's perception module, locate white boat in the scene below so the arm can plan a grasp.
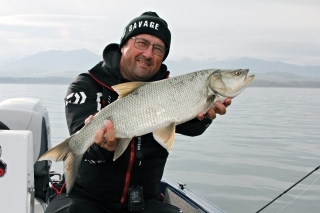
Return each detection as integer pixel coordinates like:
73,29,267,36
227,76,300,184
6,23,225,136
0,97,226,213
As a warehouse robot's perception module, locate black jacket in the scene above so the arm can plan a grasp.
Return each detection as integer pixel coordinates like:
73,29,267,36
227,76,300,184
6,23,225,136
64,43,212,205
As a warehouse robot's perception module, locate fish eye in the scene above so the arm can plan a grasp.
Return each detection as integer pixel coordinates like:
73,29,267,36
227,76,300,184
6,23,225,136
235,71,241,75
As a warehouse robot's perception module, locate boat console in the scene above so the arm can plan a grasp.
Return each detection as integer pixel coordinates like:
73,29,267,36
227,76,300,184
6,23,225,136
0,98,52,213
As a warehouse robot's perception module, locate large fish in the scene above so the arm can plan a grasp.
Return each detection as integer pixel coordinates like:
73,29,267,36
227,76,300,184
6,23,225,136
39,69,255,193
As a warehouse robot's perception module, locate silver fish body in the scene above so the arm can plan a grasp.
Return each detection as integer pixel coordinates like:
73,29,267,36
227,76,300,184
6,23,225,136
39,69,255,193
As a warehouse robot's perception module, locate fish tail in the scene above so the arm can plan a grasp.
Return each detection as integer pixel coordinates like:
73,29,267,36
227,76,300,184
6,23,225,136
38,136,82,194
38,136,72,162
63,152,82,194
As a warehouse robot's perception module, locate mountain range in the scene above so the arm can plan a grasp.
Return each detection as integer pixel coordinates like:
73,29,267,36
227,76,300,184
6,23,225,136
0,49,319,86
0,49,100,78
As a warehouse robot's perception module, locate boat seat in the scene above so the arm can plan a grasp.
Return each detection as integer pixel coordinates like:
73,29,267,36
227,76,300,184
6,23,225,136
0,98,52,203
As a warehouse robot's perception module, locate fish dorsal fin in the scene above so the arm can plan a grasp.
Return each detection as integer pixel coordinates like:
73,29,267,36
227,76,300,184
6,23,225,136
153,123,176,152
112,82,147,98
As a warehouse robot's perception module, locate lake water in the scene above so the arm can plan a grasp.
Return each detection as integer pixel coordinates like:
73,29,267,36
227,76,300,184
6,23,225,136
0,84,319,213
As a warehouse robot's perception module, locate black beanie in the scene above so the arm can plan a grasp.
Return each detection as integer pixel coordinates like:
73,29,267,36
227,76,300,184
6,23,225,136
120,11,171,61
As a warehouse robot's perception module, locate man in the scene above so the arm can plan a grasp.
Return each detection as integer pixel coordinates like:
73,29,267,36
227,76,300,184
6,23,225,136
46,11,231,213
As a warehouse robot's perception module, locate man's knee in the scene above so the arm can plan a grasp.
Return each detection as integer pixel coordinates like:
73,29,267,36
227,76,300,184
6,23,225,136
45,194,75,213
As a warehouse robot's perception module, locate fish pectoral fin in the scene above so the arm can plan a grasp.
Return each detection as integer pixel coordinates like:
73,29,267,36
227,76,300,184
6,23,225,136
112,82,148,98
153,123,176,152
113,138,132,161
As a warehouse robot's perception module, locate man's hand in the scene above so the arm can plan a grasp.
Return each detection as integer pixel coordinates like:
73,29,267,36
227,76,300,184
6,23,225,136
197,98,232,121
85,116,118,151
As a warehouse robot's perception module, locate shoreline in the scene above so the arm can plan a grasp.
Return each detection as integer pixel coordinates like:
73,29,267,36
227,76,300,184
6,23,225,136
1,78,320,88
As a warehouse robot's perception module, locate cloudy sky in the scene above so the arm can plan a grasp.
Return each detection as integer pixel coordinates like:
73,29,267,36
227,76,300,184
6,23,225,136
0,0,319,65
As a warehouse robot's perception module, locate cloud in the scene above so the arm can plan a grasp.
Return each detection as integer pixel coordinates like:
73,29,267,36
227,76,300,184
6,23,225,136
0,14,109,27
0,0,319,66
0,14,115,57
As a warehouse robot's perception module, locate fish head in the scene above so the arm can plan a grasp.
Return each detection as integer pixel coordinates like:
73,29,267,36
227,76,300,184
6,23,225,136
209,69,255,98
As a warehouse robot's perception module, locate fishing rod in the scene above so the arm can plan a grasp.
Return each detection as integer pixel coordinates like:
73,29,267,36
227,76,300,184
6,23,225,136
256,165,320,213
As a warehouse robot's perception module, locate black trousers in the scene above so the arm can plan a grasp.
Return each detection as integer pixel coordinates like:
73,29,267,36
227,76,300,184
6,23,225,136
45,194,182,213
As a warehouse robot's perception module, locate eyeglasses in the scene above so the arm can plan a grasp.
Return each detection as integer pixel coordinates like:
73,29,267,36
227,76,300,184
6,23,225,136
132,37,167,56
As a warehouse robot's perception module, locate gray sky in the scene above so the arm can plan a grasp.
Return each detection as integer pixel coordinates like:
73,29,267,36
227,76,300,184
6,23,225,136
0,0,319,65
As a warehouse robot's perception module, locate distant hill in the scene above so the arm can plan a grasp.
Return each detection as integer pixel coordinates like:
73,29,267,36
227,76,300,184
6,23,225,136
0,49,102,78
0,49,319,86
165,57,320,78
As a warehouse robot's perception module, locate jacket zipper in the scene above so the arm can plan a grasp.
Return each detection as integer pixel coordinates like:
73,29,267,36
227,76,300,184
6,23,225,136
89,71,140,203
120,139,135,203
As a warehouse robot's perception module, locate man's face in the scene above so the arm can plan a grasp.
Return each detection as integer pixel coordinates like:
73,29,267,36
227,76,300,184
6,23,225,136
120,34,165,81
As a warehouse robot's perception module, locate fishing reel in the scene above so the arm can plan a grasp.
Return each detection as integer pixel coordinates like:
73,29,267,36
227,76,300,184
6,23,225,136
0,145,7,177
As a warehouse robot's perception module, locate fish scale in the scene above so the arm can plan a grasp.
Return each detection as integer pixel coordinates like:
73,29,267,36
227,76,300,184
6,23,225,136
110,73,208,137
39,68,255,193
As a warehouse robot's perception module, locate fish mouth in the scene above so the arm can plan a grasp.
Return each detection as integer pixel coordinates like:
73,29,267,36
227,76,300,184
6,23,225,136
241,69,255,83
245,74,255,83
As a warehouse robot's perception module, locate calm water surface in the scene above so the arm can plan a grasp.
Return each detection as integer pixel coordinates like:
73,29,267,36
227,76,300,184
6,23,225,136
0,84,319,213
